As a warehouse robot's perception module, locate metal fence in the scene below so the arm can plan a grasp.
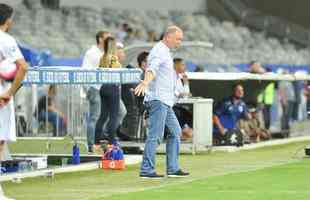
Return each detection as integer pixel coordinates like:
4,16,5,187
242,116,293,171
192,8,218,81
15,67,142,141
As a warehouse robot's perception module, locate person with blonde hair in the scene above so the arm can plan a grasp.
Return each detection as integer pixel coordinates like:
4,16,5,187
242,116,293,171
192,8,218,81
82,30,111,153
99,37,121,68
95,37,122,147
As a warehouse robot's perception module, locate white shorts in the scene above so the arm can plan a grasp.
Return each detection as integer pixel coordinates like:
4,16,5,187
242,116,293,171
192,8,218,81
0,81,16,142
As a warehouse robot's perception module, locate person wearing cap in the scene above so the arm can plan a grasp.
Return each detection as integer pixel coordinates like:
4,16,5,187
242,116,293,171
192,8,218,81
238,107,271,143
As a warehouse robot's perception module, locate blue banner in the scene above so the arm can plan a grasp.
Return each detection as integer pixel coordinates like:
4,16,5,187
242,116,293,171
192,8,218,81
22,67,142,85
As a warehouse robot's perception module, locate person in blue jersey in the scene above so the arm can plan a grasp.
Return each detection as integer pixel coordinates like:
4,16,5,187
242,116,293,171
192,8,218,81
213,83,251,145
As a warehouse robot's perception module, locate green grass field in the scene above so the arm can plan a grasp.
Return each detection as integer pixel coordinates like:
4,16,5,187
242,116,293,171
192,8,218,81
107,160,310,200
3,140,310,200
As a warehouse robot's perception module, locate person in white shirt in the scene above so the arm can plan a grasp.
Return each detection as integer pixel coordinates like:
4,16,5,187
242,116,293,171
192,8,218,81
0,4,28,200
174,58,191,100
135,26,189,179
82,31,111,153
173,58,193,141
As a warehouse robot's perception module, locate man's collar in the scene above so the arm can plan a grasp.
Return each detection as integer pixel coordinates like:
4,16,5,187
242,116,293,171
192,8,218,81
230,96,242,104
159,41,170,52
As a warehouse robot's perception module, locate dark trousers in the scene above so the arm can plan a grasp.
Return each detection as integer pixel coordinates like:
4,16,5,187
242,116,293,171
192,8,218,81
95,84,120,144
281,101,294,130
263,104,271,130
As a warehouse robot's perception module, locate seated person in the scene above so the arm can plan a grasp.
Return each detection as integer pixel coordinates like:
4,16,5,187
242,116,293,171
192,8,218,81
213,83,251,145
174,58,192,99
249,61,265,74
238,107,271,143
36,85,67,136
165,58,193,140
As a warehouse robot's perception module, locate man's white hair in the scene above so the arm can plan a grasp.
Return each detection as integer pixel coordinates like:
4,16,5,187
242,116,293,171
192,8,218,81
164,25,183,37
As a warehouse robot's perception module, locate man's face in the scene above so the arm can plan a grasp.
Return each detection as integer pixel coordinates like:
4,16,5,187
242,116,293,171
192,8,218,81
233,85,244,99
4,18,13,32
166,31,183,49
140,59,147,71
250,112,257,119
175,61,186,74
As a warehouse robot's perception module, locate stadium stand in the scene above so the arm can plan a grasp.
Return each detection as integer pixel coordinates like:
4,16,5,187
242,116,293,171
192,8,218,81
8,2,310,66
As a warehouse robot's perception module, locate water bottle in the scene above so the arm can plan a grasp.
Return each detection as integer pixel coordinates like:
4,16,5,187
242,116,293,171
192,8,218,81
72,144,80,165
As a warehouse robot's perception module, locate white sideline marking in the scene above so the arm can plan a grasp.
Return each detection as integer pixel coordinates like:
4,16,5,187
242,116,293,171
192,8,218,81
0,155,142,182
17,137,66,140
212,136,310,153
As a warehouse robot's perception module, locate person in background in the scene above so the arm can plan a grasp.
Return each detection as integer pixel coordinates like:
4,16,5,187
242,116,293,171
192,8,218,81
213,83,251,144
137,51,149,79
173,58,193,141
147,30,157,43
117,23,129,43
37,85,67,136
174,58,191,99
0,3,28,200
95,37,121,148
124,27,135,45
305,81,310,119
249,61,266,74
135,51,150,108
82,30,111,153
194,65,205,72
238,107,271,143
279,70,296,131
257,72,275,130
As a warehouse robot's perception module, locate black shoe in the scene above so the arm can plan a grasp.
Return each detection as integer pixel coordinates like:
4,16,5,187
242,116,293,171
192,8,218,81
167,169,190,178
140,172,165,179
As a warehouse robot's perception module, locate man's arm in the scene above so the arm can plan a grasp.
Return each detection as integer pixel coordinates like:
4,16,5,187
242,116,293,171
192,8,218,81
0,58,28,107
134,53,161,96
213,115,226,136
7,59,27,95
242,104,252,120
134,70,155,96
213,101,227,136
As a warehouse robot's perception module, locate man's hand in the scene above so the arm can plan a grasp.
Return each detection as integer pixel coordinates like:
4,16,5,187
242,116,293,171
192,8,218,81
179,92,192,98
181,73,189,83
134,81,148,96
219,127,227,136
0,91,12,108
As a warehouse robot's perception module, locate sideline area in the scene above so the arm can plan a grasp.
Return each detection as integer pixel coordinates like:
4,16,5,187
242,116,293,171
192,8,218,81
3,140,310,200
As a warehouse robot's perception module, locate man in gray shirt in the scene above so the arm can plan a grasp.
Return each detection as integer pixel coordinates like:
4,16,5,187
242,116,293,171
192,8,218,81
135,26,189,179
